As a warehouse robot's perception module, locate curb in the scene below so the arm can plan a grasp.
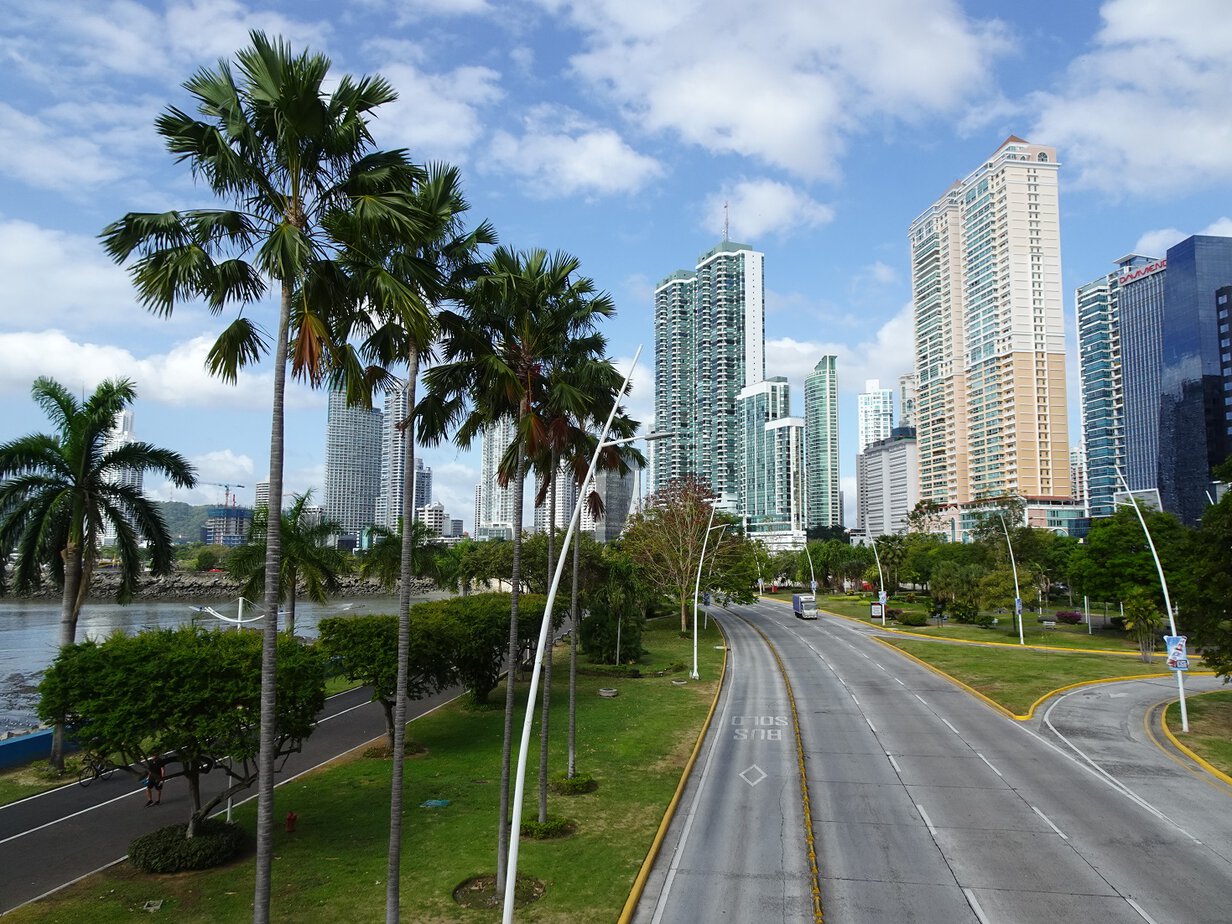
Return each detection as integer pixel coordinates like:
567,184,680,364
1159,694,1232,789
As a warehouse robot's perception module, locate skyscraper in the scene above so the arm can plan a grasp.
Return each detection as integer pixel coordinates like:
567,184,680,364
1075,262,1136,517
856,428,919,536
736,377,806,545
375,387,407,531
804,356,841,528
1118,254,1167,497
898,373,917,428
1157,236,1232,523
857,379,894,453
909,135,1072,511
476,415,519,540
653,240,765,508
590,466,636,542
324,389,382,541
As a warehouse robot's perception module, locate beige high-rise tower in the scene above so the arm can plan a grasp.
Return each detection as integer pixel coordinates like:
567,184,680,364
909,136,1071,510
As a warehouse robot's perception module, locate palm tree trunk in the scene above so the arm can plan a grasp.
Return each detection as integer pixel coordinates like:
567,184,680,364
495,424,526,899
52,538,84,768
538,458,557,823
386,347,419,922
252,279,292,924
567,524,581,778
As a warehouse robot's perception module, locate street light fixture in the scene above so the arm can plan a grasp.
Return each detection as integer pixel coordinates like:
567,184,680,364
691,505,726,680
863,532,888,626
998,513,1026,645
502,348,677,922
1114,468,1188,732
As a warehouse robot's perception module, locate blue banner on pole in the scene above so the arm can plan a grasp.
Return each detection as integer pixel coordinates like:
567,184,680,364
1164,635,1189,671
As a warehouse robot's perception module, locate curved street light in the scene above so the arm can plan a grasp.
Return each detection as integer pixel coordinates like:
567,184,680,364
864,532,888,626
691,505,725,680
997,514,1025,645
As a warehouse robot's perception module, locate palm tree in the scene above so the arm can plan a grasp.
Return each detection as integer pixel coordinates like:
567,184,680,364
329,162,494,922
417,247,618,897
0,376,195,765
359,519,434,590
99,32,423,923
226,491,345,636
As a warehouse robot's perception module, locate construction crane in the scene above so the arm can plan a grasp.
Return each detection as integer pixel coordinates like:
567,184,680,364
200,482,246,507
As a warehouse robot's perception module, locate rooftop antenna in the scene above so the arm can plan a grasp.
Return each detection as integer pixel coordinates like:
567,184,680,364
723,200,730,242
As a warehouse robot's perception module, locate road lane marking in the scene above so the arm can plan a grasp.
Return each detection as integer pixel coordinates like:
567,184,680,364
1031,806,1068,839
963,889,994,924
850,694,859,705
866,718,877,734
976,753,1003,777
739,765,768,787
887,753,902,773
874,662,886,671
1126,898,1161,923
942,718,959,734
894,678,906,686
915,803,938,837
914,693,928,705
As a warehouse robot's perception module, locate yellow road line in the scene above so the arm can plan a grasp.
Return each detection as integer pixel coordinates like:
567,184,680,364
1156,695,1232,792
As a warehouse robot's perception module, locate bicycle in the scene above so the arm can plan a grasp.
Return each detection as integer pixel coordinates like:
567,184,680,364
77,754,116,787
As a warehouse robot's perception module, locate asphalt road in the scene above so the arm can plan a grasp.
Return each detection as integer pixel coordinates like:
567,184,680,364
0,684,457,915
636,600,1232,924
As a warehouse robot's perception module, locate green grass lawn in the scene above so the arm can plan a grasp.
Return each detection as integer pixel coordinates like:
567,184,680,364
1167,691,1232,777
882,637,1173,716
5,616,724,923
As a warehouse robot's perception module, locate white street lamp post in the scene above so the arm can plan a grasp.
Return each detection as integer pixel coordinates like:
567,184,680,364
866,533,887,626
1115,468,1188,732
502,349,674,921
691,505,722,680
998,514,1025,645
803,542,817,595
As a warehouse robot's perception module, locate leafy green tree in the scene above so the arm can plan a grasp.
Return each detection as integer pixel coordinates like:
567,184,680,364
318,610,457,748
1179,469,1232,677
0,376,195,765
417,246,619,895
226,491,345,636
195,549,220,572
100,33,425,919
874,533,907,594
429,539,477,595
38,626,324,838
1069,506,1190,605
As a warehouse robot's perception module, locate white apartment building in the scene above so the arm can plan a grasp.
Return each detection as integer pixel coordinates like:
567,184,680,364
856,430,920,536
476,415,519,540
804,356,841,528
857,379,894,453
324,389,382,541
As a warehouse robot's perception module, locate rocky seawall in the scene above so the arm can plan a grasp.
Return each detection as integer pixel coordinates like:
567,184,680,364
15,572,438,603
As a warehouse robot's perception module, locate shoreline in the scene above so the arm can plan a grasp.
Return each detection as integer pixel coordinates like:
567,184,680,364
7,572,439,604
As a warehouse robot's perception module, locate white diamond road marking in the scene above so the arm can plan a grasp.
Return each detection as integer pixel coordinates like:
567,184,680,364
739,765,768,787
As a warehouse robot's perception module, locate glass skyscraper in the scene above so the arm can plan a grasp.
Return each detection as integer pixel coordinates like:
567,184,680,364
1119,254,1167,497
804,356,841,528
324,389,382,541
857,380,894,453
653,241,765,508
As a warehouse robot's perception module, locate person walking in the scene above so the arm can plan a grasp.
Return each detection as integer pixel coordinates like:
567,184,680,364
144,755,166,806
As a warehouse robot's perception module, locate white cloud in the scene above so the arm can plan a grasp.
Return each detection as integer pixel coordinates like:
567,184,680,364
1031,0,1232,195
851,260,899,289
0,331,321,411
548,0,1009,179
0,103,127,192
701,179,834,241
488,105,662,198
1133,216,1232,256
763,301,915,403
372,58,504,162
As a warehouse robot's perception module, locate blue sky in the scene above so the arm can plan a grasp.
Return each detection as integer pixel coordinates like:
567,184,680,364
2,0,1231,531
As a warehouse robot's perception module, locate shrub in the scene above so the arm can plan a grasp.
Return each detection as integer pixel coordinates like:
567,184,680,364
886,608,904,620
1055,610,1083,625
577,663,642,679
520,814,574,839
973,612,997,629
951,603,980,624
896,611,929,627
549,772,597,795
129,818,246,873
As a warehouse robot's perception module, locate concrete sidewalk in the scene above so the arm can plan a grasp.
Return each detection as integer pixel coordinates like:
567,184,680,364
0,684,457,914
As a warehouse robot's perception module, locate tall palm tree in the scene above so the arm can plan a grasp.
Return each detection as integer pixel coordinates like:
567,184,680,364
359,519,434,590
417,247,618,897
99,32,423,923
330,162,494,922
226,491,345,636
0,376,195,765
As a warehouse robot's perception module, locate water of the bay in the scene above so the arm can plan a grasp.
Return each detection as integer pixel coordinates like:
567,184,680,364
0,595,408,735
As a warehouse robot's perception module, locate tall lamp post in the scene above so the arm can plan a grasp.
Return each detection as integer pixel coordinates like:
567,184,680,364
803,542,817,595
865,532,887,626
1115,468,1188,731
691,505,726,680
998,513,1026,645
502,348,676,921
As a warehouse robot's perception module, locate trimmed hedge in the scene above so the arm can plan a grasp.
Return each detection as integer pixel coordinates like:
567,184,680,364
129,818,247,873
550,772,598,795
520,814,574,839
896,611,929,627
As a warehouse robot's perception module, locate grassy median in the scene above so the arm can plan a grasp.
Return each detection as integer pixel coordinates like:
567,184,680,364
5,616,724,923
1166,691,1232,777
880,637,1173,716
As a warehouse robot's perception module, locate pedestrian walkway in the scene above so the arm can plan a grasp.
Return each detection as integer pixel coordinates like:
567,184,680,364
0,685,456,914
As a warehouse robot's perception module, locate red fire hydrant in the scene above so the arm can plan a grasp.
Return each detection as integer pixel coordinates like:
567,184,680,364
285,810,298,833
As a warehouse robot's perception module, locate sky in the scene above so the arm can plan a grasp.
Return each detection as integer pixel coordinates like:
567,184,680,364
2,0,1232,532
